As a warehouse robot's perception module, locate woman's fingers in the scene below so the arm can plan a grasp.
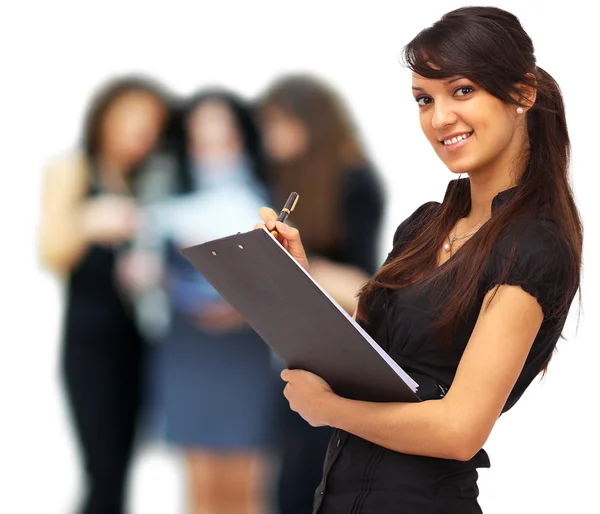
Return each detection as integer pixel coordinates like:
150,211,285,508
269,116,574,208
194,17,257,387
275,221,303,252
255,207,310,272
259,206,278,224
254,206,278,231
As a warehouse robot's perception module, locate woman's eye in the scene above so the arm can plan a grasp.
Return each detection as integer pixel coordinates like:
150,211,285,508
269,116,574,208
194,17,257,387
416,96,432,106
455,86,474,97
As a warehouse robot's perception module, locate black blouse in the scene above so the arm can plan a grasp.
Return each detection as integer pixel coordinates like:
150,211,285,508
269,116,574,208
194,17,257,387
337,165,385,275
313,181,576,514
302,164,385,275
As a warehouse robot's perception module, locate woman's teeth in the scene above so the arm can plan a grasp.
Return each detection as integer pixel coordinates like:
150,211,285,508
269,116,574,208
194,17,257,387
443,132,473,145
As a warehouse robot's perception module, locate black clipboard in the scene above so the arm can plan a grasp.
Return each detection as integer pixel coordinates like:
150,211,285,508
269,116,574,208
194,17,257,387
181,228,420,403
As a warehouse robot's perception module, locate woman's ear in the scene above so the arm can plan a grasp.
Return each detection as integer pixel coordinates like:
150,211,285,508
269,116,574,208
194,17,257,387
514,72,537,112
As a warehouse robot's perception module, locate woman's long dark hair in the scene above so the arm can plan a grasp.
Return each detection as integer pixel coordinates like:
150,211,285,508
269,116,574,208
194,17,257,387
174,88,267,194
81,74,181,193
82,74,173,160
259,74,368,254
357,7,582,348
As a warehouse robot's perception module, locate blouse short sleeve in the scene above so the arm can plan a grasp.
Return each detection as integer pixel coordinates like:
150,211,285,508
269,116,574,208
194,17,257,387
482,217,576,320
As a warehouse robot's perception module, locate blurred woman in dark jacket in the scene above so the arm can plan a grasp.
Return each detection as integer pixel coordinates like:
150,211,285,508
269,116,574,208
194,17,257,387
258,73,385,514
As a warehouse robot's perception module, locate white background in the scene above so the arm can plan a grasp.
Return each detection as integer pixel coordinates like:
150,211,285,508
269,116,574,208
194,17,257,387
1,1,598,512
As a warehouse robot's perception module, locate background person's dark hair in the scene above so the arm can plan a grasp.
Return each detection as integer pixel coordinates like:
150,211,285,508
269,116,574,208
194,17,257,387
82,74,174,159
81,75,191,196
358,6,583,366
172,88,268,195
259,74,368,254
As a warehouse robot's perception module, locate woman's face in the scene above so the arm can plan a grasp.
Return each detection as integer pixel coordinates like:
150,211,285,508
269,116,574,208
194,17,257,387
412,73,522,176
187,100,242,158
100,91,166,169
261,106,308,163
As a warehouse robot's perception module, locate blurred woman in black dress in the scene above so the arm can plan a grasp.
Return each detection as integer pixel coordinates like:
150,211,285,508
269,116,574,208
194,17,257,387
39,76,173,514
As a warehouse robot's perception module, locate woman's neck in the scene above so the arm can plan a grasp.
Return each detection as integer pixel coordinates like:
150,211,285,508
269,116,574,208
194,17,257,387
467,173,515,221
192,152,243,169
467,127,527,220
97,154,131,193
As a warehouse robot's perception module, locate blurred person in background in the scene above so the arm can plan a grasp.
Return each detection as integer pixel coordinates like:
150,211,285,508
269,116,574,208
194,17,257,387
142,89,280,514
258,73,385,514
38,76,172,514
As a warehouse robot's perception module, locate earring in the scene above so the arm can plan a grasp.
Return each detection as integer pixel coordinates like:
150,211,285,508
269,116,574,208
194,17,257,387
516,107,524,114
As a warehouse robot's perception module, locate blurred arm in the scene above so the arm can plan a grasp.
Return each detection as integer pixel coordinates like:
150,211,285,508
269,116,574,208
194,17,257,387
38,154,90,276
309,257,370,314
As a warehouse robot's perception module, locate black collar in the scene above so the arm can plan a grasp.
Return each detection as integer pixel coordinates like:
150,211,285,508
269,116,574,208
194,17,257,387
492,186,517,214
444,177,517,216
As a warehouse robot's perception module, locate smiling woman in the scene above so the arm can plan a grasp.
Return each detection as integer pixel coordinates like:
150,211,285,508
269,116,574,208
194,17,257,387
411,75,533,184
256,5,582,513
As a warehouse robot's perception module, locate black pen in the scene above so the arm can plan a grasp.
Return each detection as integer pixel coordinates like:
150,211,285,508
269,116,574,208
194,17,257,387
270,192,299,237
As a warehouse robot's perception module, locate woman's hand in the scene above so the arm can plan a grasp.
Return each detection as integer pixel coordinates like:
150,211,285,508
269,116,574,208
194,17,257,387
115,249,164,293
190,303,247,333
80,195,140,245
254,207,310,273
281,369,336,427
